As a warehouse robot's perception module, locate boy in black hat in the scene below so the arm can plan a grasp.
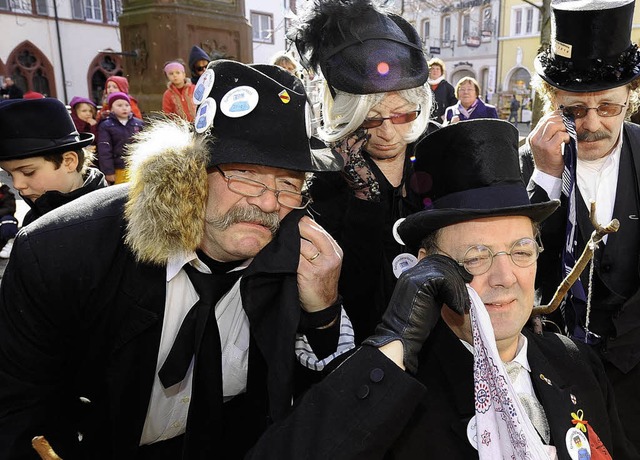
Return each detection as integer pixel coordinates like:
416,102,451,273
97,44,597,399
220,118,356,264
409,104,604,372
521,0,640,449
252,120,637,459
0,98,107,230
0,60,352,459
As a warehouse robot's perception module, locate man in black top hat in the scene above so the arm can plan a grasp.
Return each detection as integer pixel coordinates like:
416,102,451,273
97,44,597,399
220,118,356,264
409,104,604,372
520,0,640,449
247,119,638,459
0,60,353,459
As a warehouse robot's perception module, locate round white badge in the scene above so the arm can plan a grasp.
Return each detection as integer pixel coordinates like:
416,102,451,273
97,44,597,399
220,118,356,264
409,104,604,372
565,427,591,460
392,218,406,245
466,416,478,450
392,253,418,278
193,69,215,106
220,85,259,118
194,97,217,134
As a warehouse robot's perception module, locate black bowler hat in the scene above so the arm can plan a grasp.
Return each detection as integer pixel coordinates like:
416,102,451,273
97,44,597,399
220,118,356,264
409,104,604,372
534,0,640,92
0,98,94,160
290,0,428,95
396,119,560,250
197,59,341,172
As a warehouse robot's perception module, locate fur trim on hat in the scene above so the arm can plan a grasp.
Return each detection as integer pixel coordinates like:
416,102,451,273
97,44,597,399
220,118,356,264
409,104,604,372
124,118,210,265
290,0,388,71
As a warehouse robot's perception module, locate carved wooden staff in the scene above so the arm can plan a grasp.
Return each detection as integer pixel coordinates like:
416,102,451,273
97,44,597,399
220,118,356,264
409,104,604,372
530,201,620,334
32,436,62,460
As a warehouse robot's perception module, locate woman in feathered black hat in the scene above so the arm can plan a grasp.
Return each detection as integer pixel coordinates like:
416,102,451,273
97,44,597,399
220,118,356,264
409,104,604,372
290,0,435,342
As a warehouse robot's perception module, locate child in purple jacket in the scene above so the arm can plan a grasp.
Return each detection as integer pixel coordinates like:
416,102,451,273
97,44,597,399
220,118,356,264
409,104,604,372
97,92,144,184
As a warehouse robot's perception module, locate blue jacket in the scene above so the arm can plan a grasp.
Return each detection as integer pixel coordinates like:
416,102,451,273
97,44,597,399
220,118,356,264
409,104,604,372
97,113,144,175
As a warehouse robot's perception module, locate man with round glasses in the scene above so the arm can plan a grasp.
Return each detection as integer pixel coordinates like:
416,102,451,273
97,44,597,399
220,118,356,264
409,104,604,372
0,60,354,459
520,0,640,449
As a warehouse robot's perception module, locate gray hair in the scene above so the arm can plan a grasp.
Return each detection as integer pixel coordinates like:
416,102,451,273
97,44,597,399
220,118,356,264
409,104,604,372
318,83,433,144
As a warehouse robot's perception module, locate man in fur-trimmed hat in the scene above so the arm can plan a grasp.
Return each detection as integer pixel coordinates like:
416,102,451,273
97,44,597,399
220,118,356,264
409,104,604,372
0,61,353,459
520,0,640,449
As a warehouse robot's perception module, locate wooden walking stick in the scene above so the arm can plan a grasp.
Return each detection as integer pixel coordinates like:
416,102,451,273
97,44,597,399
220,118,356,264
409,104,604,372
530,201,620,334
32,436,62,460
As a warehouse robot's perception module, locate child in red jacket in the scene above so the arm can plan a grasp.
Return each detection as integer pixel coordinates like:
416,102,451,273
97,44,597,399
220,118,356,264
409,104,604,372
161,61,196,122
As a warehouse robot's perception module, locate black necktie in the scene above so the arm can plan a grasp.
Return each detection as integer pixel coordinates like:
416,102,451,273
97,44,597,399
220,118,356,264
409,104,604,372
158,263,239,388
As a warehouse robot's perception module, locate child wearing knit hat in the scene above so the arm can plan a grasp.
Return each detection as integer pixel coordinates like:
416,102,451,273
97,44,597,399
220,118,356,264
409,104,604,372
161,60,196,122
97,91,144,185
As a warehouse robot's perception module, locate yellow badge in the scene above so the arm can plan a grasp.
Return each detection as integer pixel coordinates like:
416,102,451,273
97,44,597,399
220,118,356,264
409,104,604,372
278,90,290,104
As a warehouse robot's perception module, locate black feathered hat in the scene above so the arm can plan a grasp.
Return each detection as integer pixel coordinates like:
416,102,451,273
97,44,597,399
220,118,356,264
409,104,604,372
534,0,640,92
0,98,94,160
290,0,428,95
396,119,560,250
196,59,341,172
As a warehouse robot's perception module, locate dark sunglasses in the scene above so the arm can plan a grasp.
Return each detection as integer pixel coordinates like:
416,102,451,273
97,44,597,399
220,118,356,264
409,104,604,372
195,65,208,72
361,109,421,129
559,102,626,119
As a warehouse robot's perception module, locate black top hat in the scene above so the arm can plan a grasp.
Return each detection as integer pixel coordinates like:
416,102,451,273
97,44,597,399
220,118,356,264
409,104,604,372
534,0,640,92
197,60,341,172
0,98,94,160
290,0,428,95
397,119,560,250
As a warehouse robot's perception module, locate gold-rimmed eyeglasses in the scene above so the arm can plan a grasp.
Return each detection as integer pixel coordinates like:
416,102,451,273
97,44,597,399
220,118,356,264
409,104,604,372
215,166,311,209
559,102,627,119
435,237,543,276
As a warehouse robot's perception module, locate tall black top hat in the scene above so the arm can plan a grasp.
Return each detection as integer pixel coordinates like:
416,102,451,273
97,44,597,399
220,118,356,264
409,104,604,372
196,59,341,172
534,0,640,92
290,0,428,95
0,98,94,160
396,119,560,250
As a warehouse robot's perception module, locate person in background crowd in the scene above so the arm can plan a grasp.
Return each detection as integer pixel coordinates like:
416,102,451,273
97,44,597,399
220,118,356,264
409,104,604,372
520,0,640,451
0,98,107,229
22,91,44,99
270,52,300,78
427,57,457,123
0,77,23,100
444,76,498,124
97,92,144,185
97,75,142,121
69,96,98,141
291,0,434,342
508,93,521,125
0,181,18,259
162,60,196,122
0,60,351,460
188,45,210,85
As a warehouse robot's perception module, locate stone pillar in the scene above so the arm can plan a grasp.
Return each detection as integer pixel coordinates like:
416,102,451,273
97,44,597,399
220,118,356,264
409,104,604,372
119,0,252,114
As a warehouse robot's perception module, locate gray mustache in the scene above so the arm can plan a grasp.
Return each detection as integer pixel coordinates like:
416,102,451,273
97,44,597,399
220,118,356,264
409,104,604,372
577,131,610,142
206,206,280,235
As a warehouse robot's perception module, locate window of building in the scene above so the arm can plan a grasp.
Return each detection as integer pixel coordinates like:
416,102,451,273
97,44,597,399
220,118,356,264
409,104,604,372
105,0,122,23
5,41,55,97
251,11,274,44
0,0,32,13
512,6,539,36
88,52,124,105
442,15,451,46
461,13,470,42
525,8,534,34
85,0,102,21
482,7,492,32
422,19,430,40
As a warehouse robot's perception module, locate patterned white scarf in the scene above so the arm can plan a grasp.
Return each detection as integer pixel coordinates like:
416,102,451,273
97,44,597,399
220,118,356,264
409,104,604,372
469,286,552,459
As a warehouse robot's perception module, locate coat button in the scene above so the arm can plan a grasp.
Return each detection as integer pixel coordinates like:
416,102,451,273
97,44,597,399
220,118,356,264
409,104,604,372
370,368,384,383
356,385,370,399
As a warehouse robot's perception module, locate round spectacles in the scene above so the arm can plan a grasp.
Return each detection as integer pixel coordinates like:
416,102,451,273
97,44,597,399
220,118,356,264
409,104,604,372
438,237,543,276
560,102,627,119
361,108,421,129
215,166,311,209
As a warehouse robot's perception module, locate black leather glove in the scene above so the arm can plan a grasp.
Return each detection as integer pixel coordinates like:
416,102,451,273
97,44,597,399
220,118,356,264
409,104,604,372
331,128,380,201
363,254,472,373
